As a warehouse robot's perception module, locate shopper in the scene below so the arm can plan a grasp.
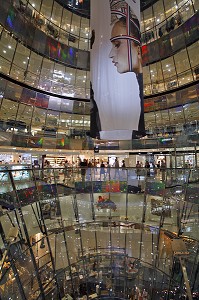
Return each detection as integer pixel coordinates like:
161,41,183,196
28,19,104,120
121,159,127,179
87,160,93,180
136,161,142,179
160,159,166,181
80,159,87,182
45,160,52,182
145,161,150,176
100,160,106,181
63,160,69,182
114,157,120,180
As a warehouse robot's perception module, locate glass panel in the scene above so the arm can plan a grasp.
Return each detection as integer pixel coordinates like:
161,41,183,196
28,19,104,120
31,107,46,135
164,0,178,18
154,96,167,110
53,62,65,84
27,51,43,76
80,17,89,39
144,112,156,129
143,65,151,85
30,0,41,12
16,103,33,130
0,99,18,123
0,56,11,75
143,6,155,31
162,57,176,80
4,81,23,101
61,8,72,32
179,0,194,22
140,11,144,33
0,31,16,66
12,43,30,72
51,1,62,27
71,13,80,37
170,26,185,52
40,0,53,20
46,110,59,127
153,1,165,26
178,69,193,86
184,102,199,122
79,37,89,50
144,99,154,113
169,106,185,125
174,48,190,74
187,40,199,68
161,109,170,126
150,61,164,93
193,0,199,11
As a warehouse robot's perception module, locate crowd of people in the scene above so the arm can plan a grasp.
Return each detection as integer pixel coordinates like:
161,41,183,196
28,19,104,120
78,157,126,182
42,157,168,183
136,159,166,179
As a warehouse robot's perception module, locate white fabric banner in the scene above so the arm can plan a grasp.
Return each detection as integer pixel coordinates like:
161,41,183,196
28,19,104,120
90,0,145,140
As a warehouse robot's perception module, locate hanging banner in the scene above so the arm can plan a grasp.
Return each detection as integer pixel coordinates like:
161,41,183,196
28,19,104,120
90,0,145,140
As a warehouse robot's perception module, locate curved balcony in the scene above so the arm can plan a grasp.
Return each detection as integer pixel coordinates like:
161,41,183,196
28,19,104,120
0,166,198,299
0,2,199,98
0,76,198,150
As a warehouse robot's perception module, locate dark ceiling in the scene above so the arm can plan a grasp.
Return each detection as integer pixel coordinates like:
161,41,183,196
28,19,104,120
56,0,158,18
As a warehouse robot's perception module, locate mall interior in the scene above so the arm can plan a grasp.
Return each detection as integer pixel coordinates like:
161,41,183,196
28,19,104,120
0,0,198,299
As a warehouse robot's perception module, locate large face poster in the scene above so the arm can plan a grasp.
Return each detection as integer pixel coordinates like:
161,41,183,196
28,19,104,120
90,0,145,140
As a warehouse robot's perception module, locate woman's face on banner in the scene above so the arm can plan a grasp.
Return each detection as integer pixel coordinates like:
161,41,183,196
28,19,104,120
109,21,140,74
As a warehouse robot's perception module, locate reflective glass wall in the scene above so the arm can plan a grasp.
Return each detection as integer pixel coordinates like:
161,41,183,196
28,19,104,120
0,0,199,98
0,76,198,148
0,166,198,299
0,0,198,148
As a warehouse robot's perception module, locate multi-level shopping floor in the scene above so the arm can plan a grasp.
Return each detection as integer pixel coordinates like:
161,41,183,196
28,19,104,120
0,166,198,299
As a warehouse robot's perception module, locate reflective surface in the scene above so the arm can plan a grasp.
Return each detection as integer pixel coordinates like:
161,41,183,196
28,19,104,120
0,167,198,299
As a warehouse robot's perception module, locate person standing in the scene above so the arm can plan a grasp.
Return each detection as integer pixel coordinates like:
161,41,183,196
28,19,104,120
100,160,106,181
136,161,141,179
80,159,87,182
145,161,150,177
160,159,166,181
121,159,126,179
114,157,120,180
63,160,69,182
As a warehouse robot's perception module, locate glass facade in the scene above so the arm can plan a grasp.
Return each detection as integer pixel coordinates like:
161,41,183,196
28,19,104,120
0,1,199,299
0,1,198,99
0,76,198,148
0,166,198,299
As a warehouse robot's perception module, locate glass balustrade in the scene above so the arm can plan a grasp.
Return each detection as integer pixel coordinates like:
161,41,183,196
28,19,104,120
0,167,198,299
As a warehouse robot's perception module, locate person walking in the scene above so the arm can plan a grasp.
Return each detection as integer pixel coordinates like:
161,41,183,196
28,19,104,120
145,161,150,177
100,161,106,181
136,161,141,179
114,157,120,180
80,159,87,182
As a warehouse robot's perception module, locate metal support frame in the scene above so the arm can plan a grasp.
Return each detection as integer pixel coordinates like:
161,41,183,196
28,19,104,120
179,257,193,300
